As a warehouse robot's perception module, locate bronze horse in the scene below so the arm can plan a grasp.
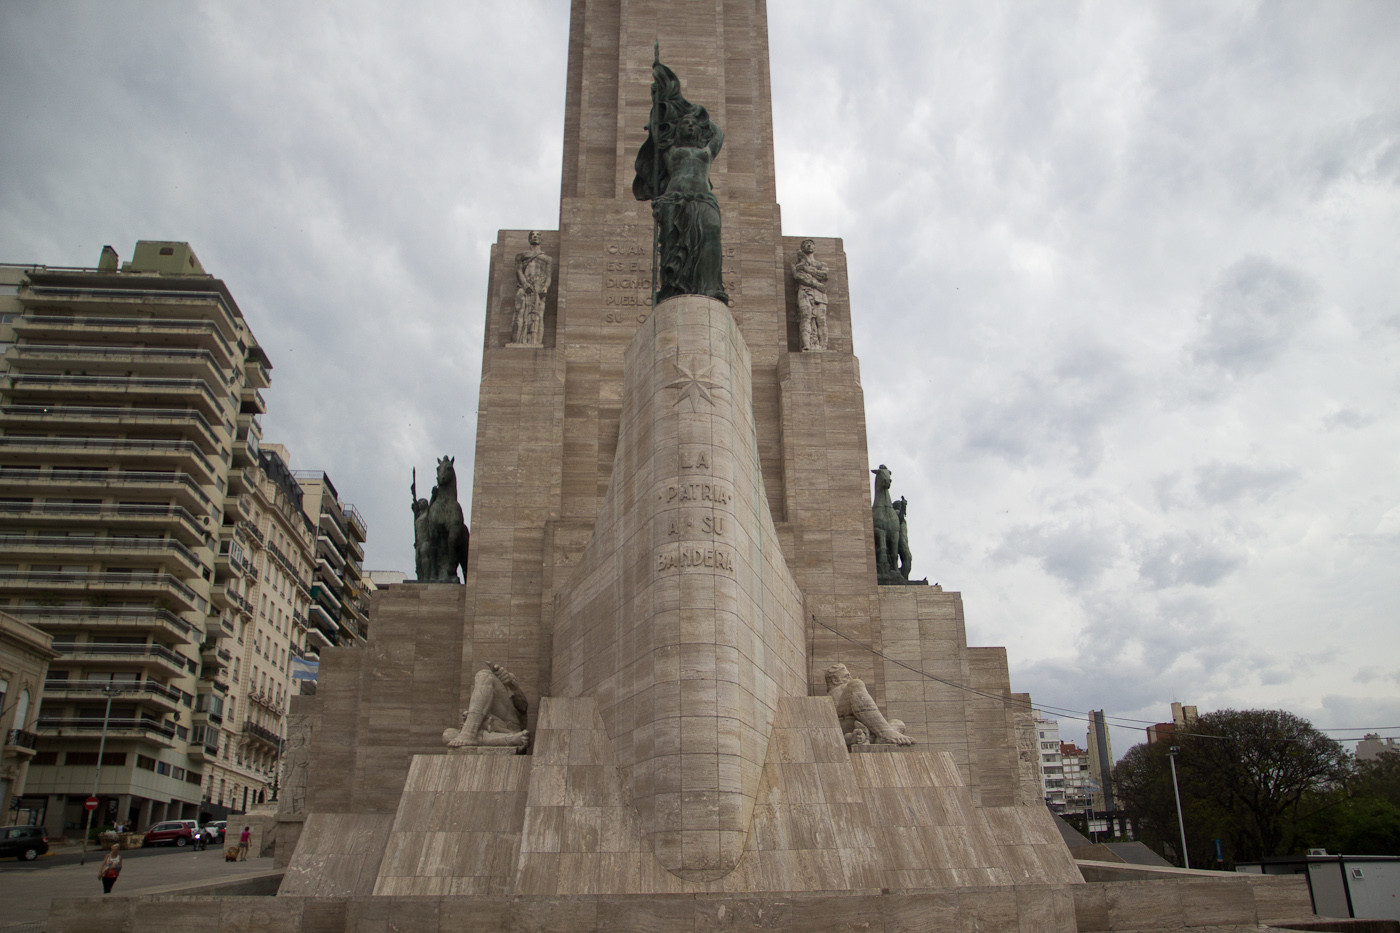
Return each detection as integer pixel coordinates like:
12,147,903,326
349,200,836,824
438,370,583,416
871,464,901,583
412,456,470,583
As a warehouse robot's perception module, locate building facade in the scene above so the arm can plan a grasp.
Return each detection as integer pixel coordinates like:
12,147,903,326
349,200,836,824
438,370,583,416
1058,741,1091,818
202,444,316,813
0,610,58,820
1033,711,1065,811
1146,700,1198,745
1086,709,1115,815
293,473,368,657
0,242,275,833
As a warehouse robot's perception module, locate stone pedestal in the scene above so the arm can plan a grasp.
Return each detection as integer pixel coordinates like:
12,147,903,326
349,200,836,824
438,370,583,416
552,296,807,881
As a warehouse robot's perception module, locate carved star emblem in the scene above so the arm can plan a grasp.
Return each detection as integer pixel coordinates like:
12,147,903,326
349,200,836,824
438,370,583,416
666,355,724,410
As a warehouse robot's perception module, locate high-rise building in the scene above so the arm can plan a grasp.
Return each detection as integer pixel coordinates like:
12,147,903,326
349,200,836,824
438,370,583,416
1033,711,1065,811
0,241,270,834
292,472,367,657
1086,709,1115,815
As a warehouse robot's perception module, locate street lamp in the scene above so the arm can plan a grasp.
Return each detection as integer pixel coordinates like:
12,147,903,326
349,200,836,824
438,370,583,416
79,684,128,866
1167,745,1190,869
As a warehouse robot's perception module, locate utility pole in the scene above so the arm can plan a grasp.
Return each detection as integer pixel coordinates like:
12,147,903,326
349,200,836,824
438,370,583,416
1168,746,1190,869
79,684,124,866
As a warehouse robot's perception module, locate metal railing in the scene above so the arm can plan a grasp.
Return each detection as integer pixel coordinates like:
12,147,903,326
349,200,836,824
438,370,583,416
12,313,235,358
36,716,176,739
0,500,206,536
0,436,216,474
0,569,204,610
0,403,219,438
0,468,213,508
0,532,200,567
5,728,38,749
6,605,198,639
241,719,280,746
6,372,226,409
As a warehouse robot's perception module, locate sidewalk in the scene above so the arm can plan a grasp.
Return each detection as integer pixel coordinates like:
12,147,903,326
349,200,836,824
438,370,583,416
0,847,278,931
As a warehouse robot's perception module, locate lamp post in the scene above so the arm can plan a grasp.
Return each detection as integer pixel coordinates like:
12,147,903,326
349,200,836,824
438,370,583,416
79,684,126,866
1168,745,1190,869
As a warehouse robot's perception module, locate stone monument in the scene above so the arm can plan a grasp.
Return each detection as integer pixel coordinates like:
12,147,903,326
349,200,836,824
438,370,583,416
52,2,1319,929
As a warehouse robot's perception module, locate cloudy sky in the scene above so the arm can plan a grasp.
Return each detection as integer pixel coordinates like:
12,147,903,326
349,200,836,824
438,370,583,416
3,1,1397,760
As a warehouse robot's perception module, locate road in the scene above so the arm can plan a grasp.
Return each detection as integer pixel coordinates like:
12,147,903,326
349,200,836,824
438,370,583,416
0,844,277,931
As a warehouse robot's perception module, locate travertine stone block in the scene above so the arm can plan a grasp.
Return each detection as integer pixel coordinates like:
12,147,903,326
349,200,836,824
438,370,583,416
279,812,396,897
552,297,806,881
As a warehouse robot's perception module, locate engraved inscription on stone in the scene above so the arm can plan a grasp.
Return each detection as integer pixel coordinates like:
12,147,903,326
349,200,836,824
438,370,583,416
603,235,652,323
656,451,734,576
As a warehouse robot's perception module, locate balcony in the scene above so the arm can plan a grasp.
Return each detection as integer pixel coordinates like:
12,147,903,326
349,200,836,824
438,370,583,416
305,611,337,648
50,641,195,679
4,342,227,387
345,505,367,544
0,497,210,545
0,569,205,613
239,519,264,546
200,644,233,674
239,388,266,416
0,467,214,511
35,715,176,747
9,605,198,641
42,679,184,715
0,435,219,483
4,728,39,757
0,404,222,454
0,532,203,576
5,373,229,420
10,313,236,364
241,719,280,750
247,690,281,715
309,584,341,620
188,724,220,759
222,493,255,524
18,281,242,337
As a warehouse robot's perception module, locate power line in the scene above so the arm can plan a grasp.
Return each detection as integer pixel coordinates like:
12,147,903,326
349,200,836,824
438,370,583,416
809,614,1400,744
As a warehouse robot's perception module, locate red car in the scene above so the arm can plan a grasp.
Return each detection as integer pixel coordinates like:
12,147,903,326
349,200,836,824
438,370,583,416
141,819,199,847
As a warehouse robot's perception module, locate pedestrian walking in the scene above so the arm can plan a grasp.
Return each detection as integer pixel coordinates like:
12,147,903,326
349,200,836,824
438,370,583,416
99,844,123,894
238,825,251,860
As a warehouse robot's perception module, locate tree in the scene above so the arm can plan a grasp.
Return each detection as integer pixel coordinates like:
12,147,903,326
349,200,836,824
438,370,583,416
1112,709,1350,867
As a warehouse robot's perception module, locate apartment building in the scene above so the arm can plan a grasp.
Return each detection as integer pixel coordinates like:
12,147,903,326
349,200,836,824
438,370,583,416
1059,741,1091,817
1033,712,1066,811
202,444,315,812
294,472,368,656
0,242,270,834
1146,701,1199,745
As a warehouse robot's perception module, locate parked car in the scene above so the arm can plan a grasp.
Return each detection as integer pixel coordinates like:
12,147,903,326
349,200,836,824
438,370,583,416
201,821,226,845
0,825,49,861
141,819,199,847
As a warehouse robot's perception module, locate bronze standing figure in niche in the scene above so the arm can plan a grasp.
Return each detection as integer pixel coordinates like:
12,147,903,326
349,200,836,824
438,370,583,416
632,47,728,306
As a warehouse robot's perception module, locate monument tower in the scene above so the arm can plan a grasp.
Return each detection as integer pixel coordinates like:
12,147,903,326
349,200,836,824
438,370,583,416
280,0,1080,916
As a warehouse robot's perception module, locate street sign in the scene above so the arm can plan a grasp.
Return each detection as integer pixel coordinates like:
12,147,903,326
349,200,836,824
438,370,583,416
84,796,99,811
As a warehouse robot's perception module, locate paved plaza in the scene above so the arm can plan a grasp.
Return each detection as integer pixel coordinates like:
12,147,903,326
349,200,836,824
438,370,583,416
0,846,278,931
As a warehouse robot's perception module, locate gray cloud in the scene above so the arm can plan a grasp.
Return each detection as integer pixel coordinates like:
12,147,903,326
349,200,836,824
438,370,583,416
3,0,1398,765
1136,532,1243,590
1189,256,1320,377
1193,462,1295,506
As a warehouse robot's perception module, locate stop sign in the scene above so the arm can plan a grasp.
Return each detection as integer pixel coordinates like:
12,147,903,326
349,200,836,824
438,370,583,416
84,796,99,812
